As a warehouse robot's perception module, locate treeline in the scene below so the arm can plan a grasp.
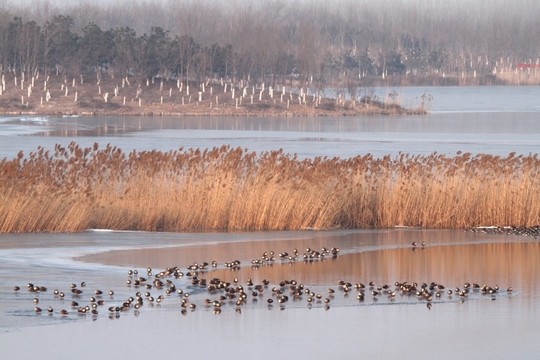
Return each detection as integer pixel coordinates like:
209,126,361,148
1,0,539,86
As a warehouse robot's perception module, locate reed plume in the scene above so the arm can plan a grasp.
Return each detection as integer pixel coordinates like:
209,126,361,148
0,144,538,232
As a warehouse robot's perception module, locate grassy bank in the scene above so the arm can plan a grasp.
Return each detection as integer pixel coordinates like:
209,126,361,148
0,144,538,232
0,74,424,117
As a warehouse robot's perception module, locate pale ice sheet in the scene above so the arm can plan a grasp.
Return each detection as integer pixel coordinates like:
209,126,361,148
1,86,539,160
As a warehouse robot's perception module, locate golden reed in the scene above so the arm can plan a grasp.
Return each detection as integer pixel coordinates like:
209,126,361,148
0,143,538,232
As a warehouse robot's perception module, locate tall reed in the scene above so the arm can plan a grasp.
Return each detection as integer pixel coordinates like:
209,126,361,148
0,144,538,232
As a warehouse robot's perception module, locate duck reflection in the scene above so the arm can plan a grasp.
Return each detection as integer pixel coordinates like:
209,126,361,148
82,230,540,300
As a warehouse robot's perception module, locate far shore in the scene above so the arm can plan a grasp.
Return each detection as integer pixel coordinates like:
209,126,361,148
0,73,426,117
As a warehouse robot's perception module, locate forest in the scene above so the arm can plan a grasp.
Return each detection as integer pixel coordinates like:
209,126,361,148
1,0,539,87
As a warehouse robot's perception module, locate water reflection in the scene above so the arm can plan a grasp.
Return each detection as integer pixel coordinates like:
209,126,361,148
28,112,540,137
35,115,432,137
83,230,540,302
207,243,537,298
1,111,539,160
2,228,539,350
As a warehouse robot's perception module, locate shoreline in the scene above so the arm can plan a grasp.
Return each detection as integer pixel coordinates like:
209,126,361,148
0,73,426,117
2,225,539,236
0,100,424,118
0,107,424,117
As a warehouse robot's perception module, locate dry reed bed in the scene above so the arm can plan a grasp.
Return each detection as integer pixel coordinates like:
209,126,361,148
0,143,538,232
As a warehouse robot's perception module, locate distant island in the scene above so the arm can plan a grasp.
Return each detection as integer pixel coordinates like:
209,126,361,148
0,73,426,117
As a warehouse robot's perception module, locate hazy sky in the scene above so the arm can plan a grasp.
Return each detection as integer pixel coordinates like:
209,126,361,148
7,0,168,8
6,0,533,10
7,0,527,8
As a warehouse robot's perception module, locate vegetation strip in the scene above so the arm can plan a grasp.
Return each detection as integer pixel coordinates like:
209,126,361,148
0,143,538,232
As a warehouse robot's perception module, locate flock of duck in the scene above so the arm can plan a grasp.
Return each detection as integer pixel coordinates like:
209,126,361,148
467,226,540,238
12,243,513,320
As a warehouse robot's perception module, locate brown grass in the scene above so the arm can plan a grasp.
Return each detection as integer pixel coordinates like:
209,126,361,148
0,73,425,117
0,144,538,232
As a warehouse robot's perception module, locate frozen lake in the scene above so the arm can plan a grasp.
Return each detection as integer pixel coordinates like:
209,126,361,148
0,86,539,160
1,229,539,359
